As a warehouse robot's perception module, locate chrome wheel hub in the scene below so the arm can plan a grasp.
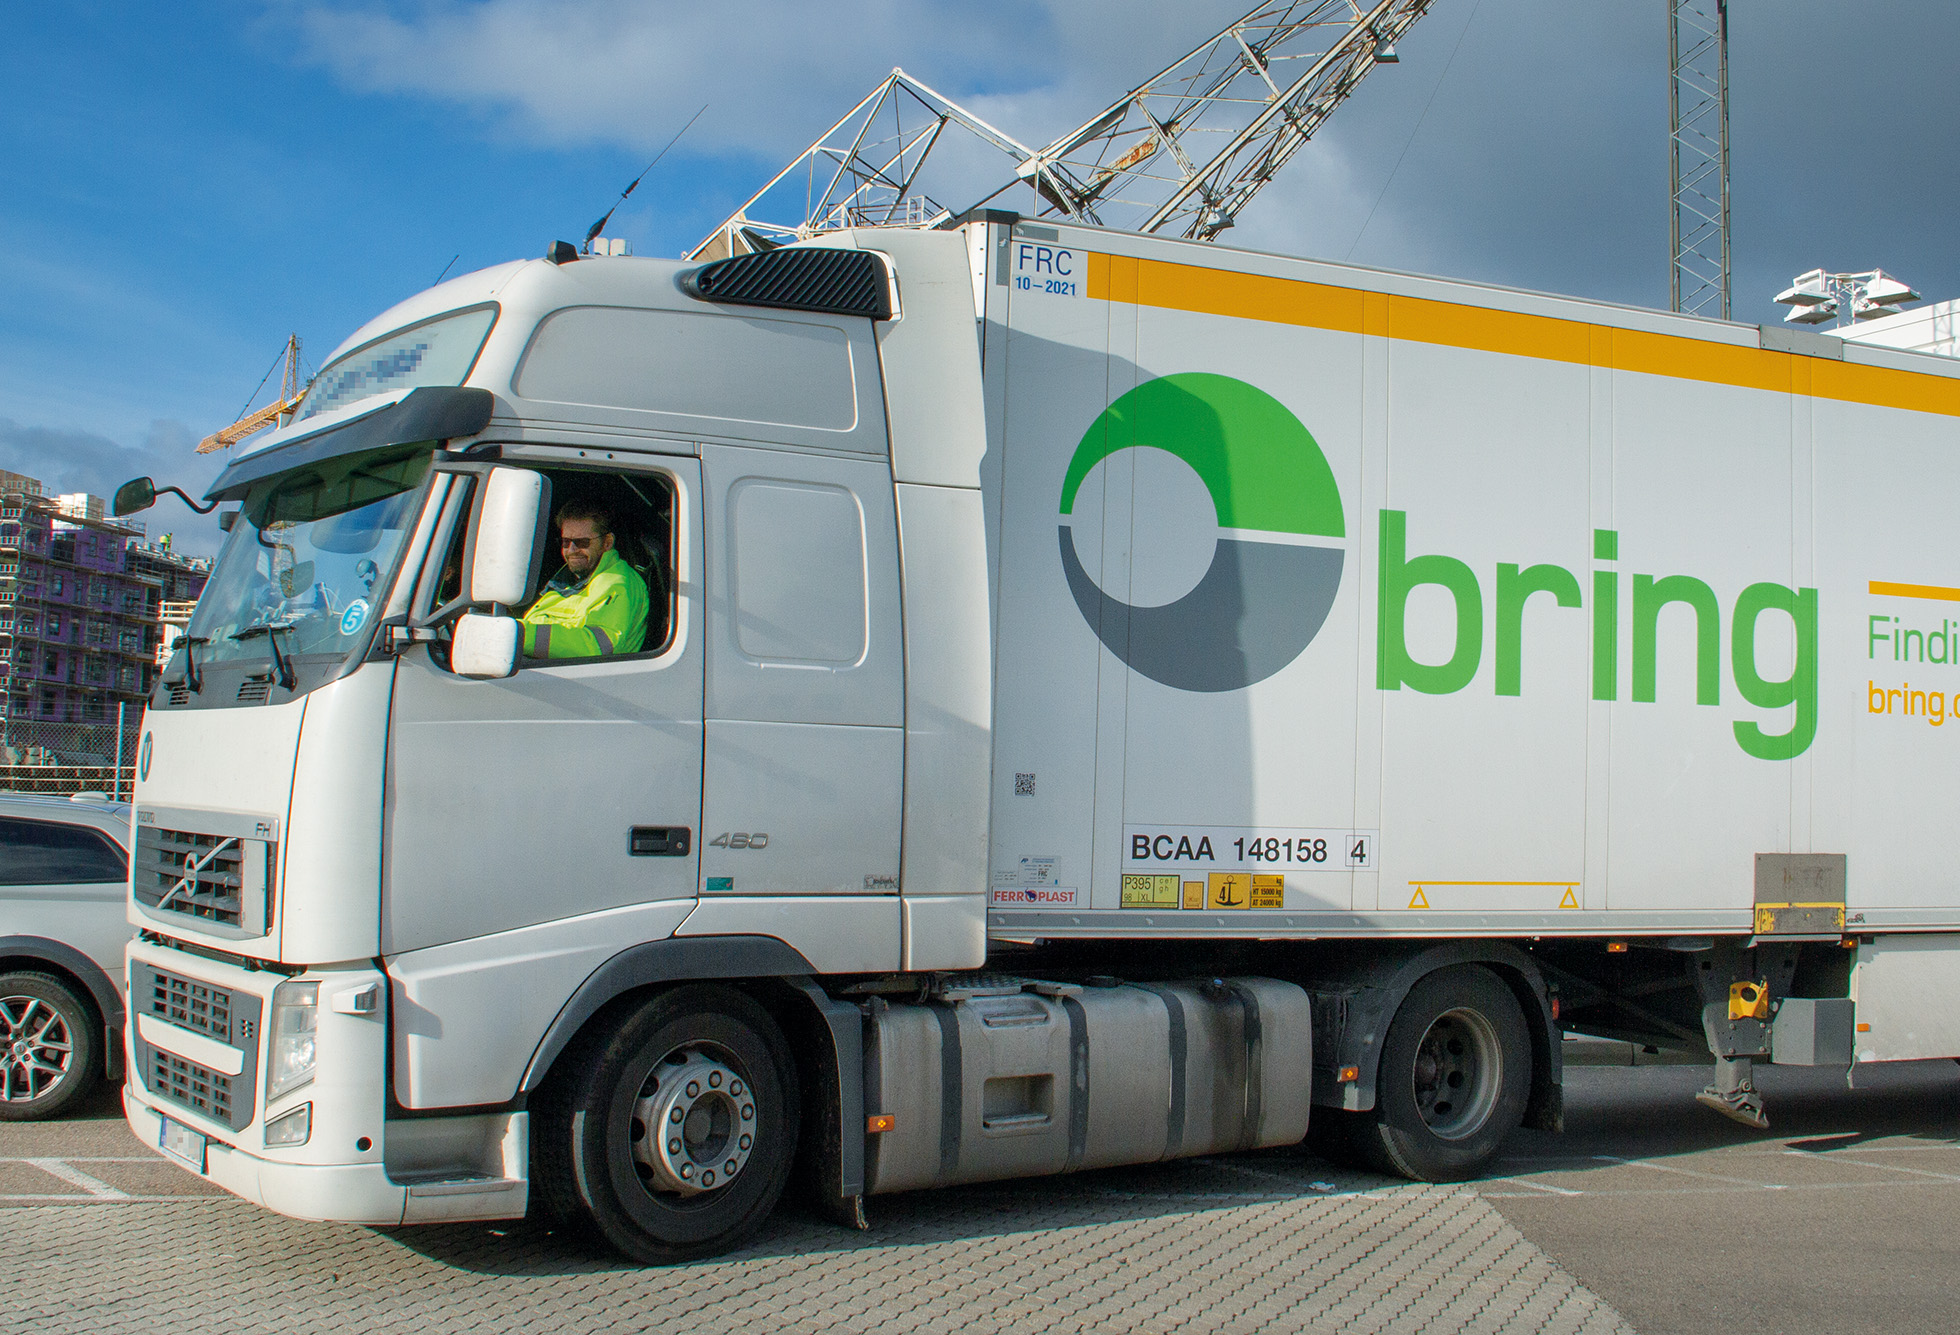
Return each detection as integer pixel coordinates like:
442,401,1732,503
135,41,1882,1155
0,996,73,1103
1410,1007,1501,1140
630,1050,756,1196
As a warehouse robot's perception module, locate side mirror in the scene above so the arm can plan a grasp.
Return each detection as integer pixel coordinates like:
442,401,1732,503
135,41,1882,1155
468,468,549,607
114,476,216,516
450,613,521,679
114,477,157,517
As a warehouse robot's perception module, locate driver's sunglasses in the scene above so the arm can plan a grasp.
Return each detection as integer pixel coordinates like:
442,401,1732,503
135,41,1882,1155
560,536,597,551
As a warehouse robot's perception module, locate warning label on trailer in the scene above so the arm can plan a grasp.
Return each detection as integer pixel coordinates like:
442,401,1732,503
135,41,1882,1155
1121,874,1182,908
1208,872,1252,909
1202,874,1285,909
993,855,1061,887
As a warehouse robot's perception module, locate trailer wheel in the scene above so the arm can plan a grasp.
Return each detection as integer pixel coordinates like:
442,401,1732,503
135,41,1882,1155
1358,965,1530,1182
534,984,798,1264
0,972,99,1121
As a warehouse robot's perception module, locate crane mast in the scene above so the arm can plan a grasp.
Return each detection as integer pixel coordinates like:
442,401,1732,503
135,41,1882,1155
1029,0,1433,240
692,0,1434,259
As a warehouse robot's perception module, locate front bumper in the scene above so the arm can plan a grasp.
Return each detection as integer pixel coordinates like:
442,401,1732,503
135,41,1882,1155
126,1085,409,1224
125,940,527,1225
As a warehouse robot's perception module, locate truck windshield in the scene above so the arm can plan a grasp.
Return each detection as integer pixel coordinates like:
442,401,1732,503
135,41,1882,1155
186,446,433,678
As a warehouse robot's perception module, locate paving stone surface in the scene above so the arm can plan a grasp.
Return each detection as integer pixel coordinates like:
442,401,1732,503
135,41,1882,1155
1,1134,1634,1335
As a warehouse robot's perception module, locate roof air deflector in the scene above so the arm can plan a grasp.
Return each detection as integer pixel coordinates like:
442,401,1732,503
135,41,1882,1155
679,248,892,320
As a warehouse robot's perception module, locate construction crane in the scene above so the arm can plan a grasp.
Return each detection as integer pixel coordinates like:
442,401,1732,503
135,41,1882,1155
692,0,1435,260
197,334,306,454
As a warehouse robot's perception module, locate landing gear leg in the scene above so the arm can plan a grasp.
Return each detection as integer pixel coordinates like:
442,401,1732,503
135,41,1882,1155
1695,1055,1767,1128
1690,941,1797,1130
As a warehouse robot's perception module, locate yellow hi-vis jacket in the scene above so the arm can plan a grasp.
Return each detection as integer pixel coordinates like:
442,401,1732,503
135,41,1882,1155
521,547,650,658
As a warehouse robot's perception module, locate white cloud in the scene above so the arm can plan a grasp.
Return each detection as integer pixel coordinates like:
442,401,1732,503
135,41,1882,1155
276,0,1960,314
275,1,1521,270
285,0,1064,158
0,419,227,557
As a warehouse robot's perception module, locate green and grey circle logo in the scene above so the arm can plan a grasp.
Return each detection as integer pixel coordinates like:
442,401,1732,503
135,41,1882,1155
1058,373,1345,692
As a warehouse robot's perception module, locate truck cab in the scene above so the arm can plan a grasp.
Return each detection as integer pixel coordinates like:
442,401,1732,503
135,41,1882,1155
122,231,997,1248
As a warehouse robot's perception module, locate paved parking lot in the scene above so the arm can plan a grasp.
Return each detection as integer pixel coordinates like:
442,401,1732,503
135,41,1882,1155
3,1085,1626,1335
4,1055,1957,1335
1481,1056,1960,1335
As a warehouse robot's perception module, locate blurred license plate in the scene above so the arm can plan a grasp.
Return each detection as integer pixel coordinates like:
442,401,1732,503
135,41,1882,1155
159,1115,206,1172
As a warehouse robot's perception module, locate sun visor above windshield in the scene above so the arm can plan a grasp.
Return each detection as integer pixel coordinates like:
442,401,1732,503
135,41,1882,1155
205,386,495,502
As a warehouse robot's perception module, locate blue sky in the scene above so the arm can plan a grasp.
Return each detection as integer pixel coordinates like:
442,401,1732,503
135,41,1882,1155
5,2,1957,555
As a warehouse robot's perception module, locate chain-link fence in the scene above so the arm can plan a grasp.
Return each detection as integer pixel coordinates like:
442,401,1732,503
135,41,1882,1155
0,704,141,799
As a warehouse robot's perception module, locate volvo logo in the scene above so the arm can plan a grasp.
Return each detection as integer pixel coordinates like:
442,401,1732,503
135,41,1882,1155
137,732,153,782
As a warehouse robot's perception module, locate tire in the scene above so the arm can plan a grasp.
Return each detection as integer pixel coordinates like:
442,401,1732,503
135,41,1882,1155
0,971,100,1122
534,984,798,1264
1352,965,1530,1182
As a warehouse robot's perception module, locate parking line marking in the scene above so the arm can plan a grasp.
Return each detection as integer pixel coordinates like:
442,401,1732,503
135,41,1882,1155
0,1199,214,1207
24,1158,130,1200
1487,1175,1584,1196
1591,1154,1785,1188
1820,1155,1960,1184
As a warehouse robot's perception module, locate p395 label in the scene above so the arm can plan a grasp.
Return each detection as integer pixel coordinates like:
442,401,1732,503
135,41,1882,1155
709,831,770,850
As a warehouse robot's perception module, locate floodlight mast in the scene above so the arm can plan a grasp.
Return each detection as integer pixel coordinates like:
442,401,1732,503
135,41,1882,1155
1669,0,1730,319
1774,269,1920,329
691,0,1435,259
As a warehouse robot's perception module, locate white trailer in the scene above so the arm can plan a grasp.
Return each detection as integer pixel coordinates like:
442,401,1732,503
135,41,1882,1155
117,215,1960,1261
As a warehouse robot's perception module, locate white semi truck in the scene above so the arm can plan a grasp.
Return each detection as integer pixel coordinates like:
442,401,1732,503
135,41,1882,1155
116,216,1960,1262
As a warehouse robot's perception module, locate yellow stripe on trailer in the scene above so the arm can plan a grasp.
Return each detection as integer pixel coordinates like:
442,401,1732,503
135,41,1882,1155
1085,251,1960,420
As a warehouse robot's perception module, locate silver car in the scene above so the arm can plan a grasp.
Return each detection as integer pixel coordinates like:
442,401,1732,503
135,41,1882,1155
0,793,131,1119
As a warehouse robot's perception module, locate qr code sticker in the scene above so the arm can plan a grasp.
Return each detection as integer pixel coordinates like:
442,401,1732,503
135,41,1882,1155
1014,772,1036,796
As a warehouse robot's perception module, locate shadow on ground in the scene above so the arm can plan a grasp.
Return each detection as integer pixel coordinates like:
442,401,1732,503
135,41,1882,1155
1498,1057,1960,1174
380,1146,1397,1277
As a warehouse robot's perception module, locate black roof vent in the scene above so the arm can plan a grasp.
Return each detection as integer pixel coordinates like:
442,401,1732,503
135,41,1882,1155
680,247,891,320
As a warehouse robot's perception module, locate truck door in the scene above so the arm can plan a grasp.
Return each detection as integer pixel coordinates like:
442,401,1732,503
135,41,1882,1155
381,457,705,955
691,443,905,971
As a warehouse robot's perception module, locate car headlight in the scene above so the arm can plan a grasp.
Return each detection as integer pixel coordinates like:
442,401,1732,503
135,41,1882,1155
266,980,318,1102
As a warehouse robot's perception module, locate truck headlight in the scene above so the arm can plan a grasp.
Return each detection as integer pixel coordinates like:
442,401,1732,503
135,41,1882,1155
266,980,319,1102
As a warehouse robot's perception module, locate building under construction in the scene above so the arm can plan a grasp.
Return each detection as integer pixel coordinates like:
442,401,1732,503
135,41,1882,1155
0,468,209,769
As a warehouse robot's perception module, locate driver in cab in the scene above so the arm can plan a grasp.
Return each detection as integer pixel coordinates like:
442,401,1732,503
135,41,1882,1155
521,501,649,657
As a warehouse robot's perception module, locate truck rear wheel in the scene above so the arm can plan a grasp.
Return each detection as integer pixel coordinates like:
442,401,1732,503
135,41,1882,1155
535,984,798,1264
1350,965,1530,1182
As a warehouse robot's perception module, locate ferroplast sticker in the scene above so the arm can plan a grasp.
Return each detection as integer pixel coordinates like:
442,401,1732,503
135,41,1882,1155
990,886,1080,908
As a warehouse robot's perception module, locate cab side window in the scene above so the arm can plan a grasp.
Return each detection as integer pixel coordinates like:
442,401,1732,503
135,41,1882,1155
0,817,127,886
517,467,675,664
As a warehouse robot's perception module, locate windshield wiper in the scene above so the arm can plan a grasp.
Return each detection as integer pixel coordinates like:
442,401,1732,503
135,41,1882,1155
174,635,208,694
231,624,295,691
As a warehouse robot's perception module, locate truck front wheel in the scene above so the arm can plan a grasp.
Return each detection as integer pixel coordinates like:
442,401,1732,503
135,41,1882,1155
1347,965,1530,1182
535,984,798,1263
